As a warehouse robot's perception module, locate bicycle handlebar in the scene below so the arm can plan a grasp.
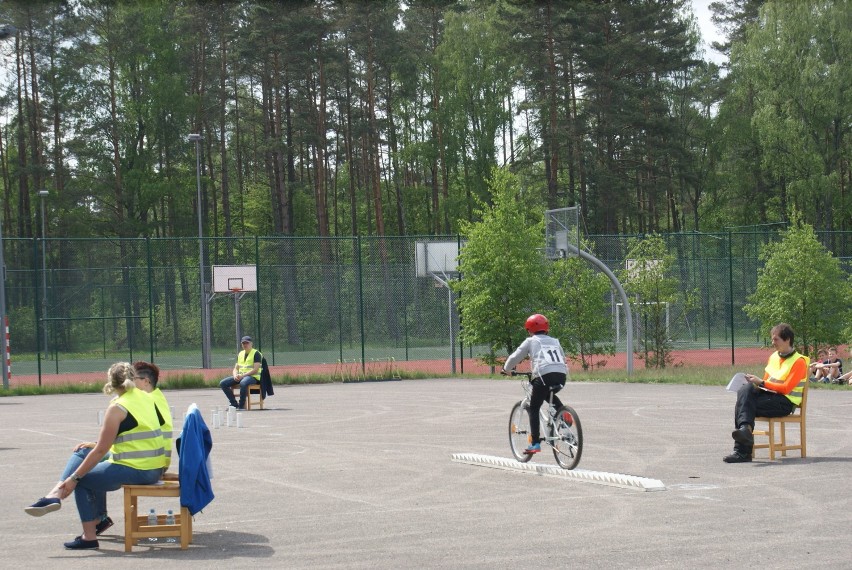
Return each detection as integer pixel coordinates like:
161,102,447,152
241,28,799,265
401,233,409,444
502,369,532,380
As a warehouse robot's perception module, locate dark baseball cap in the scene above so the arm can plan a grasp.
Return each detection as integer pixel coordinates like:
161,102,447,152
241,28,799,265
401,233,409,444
240,336,252,343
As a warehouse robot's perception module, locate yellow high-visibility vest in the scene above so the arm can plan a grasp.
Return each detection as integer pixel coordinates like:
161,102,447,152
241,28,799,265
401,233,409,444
150,388,173,470
237,349,261,380
765,351,808,406
107,388,164,470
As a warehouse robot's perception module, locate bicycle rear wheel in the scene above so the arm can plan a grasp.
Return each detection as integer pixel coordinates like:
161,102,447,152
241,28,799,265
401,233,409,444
508,401,533,462
551,405,583,469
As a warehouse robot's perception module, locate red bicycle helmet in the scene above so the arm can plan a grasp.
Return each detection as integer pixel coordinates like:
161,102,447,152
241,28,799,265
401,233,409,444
524,313,549,334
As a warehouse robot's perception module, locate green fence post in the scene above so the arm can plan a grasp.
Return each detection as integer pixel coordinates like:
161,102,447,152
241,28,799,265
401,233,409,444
33,238,42,386
255,236,262,357
357,236,365,376
457,233,463,375
728,230,735,365
147,237,155,363
337,238,344,366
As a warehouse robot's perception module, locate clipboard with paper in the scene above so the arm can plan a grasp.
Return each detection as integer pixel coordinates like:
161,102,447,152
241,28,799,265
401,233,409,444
726,373,748,392
727,372,773,392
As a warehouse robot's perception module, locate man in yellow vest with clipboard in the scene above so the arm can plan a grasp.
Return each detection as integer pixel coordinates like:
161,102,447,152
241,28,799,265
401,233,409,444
724,323,808,463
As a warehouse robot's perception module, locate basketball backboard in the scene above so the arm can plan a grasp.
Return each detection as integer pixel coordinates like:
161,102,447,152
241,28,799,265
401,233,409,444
545,207,581,259
415,241,459,277
213,265,257,293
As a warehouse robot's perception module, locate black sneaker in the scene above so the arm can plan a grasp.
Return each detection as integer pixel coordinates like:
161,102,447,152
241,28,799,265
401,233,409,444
24,497,61,517
64,537,99,550
96,516,114,535
722,452,752,463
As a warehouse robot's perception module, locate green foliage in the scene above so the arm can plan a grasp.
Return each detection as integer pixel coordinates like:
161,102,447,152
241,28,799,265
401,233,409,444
549,254,615,371
718,0,852,227
743,219,851,355
622,234,694,368
453,168,548,360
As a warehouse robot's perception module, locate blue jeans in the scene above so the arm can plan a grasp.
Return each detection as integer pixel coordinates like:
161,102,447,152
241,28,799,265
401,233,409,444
60,448,107,520
219,375,258,407
69,451,161,522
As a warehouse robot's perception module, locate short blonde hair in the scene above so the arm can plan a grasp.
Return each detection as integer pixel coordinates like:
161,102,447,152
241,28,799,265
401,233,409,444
103,362,137,395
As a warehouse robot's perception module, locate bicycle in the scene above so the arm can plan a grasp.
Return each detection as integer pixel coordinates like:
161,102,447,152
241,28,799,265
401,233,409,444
506,371,583,469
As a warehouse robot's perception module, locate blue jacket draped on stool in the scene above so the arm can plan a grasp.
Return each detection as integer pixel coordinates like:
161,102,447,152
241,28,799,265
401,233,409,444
175,404,214,515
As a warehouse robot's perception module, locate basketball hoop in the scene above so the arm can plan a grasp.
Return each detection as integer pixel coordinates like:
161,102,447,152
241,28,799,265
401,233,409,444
230,287,243,294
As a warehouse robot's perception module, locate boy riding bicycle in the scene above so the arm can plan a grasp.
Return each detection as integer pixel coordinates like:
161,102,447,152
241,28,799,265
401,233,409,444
502,313,569,454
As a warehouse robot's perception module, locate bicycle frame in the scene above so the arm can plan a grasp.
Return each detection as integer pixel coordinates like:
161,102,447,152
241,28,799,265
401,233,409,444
519,377,561,446
507,369,583,469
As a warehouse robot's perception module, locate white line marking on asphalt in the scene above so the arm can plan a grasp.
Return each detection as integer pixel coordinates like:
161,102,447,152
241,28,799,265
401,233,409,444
20,428,76,440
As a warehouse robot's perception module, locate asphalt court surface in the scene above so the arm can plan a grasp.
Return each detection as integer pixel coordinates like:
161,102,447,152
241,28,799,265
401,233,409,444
2,379,851,569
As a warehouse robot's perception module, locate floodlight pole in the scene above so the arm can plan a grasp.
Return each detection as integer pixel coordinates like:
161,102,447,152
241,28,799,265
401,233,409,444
188,134,211,368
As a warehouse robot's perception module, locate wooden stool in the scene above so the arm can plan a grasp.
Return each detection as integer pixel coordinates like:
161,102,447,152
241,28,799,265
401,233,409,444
752,382,809,460
231,383,263,410
123,482,192,551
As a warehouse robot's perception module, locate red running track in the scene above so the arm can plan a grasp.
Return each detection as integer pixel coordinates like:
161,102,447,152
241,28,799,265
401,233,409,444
7,346,773,388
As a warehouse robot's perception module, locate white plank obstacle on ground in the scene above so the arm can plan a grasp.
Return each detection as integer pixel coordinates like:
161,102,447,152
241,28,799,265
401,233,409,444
451,453,666,492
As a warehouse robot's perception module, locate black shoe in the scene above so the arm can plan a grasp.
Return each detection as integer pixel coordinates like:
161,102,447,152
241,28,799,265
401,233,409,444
24,497,61,517
64,537,99,550
96,516,113,535
73,517,113,542
732,426,754,446
723,452,752,463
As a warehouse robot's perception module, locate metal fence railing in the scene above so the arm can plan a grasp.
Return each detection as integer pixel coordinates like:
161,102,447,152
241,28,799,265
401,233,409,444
5,230,850,385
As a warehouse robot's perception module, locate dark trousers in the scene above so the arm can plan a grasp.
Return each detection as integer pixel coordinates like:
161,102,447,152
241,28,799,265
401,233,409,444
733,383,794,453
528,372,567,442
219,375,258,408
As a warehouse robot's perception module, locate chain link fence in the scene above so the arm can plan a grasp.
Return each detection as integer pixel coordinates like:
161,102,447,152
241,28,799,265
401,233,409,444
5,229,850,385
5,235,464,382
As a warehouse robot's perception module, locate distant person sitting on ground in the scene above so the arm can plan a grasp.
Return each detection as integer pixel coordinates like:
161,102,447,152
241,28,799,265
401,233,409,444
219,336,262,410
723,323,808,464
809,349,826,382
835,368,852,386
811,347,842,383
24,362,165,550
822,347,843,383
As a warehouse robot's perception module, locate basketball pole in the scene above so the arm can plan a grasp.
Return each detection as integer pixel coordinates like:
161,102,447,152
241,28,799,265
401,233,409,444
565,242,634,376
232,288,244,347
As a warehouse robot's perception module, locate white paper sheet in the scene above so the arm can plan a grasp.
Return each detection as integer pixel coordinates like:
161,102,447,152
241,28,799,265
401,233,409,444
726,372,748,392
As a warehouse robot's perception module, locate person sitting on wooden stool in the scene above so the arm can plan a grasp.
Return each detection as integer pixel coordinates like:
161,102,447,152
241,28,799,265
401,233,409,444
219,336,262,410
723,323,808,463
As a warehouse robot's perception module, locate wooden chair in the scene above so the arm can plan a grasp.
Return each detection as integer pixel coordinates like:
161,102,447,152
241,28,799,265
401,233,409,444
230,382,263,410
123,479,192,552
752,382,808,460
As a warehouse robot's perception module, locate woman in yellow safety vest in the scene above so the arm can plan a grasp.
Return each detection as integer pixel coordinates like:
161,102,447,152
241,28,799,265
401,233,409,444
24,362,165,550
723,323,808,463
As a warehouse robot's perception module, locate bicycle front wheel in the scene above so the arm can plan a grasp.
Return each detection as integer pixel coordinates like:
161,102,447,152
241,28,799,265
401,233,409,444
551,405,583,469
508,401,533,462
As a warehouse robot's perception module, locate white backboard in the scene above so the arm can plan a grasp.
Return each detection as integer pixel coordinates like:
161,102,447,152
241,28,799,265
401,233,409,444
213,265,257,293
415,241,459,277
